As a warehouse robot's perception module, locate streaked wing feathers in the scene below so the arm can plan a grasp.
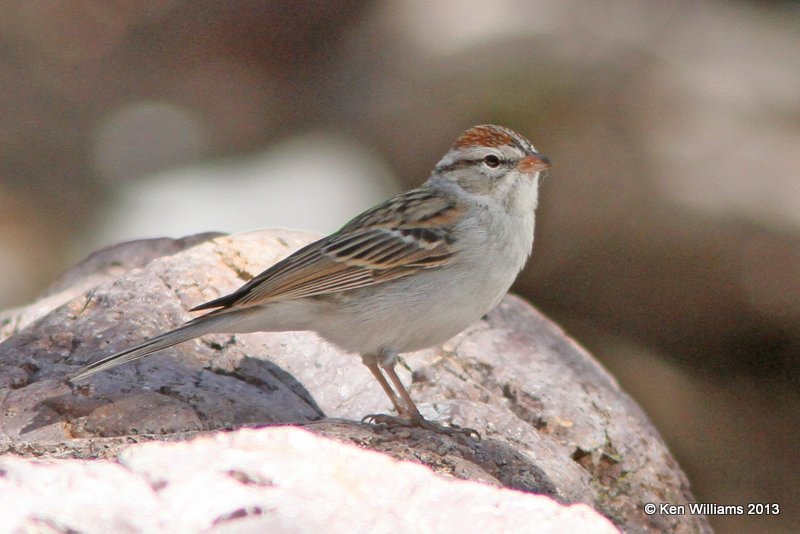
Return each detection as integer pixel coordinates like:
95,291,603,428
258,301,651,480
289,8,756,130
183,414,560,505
192,188,462,311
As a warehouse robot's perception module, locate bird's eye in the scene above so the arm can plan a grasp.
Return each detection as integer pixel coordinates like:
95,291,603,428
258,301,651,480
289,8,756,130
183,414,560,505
482,154,501,168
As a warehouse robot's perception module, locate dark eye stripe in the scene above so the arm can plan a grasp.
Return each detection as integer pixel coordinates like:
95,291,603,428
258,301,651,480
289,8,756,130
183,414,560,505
436,157,506,173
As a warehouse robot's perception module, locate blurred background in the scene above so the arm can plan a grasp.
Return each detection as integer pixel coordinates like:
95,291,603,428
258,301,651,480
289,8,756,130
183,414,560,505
1,1,797,531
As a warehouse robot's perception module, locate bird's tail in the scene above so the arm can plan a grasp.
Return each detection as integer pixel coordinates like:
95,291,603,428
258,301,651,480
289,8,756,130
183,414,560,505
68,314,227,382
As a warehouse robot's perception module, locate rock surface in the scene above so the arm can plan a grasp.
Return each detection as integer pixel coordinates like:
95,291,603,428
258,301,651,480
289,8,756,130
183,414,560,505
0,230,711,533
0,426,617,533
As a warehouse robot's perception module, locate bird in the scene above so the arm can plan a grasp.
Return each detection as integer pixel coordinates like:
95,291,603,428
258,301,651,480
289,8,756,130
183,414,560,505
69,124,551,433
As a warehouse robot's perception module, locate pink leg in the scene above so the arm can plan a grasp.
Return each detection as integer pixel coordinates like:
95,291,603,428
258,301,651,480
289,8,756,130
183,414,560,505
362,359,405,415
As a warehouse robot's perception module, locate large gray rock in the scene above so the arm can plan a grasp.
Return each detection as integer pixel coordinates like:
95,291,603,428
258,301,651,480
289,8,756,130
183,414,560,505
0,230,710,533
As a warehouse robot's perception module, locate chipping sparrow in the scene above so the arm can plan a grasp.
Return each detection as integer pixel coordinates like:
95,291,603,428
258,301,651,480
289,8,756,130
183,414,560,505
69,124,551,432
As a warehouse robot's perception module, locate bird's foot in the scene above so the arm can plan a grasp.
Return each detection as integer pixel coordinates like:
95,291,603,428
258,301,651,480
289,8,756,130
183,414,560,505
362,413,480,439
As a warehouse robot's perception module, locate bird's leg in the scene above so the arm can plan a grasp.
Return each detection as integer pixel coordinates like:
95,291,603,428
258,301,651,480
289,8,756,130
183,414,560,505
362,352,480,439
382,362,423,420
361,354,405,415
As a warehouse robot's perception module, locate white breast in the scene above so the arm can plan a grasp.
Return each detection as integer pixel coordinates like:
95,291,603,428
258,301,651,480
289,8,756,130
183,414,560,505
313,193,537,355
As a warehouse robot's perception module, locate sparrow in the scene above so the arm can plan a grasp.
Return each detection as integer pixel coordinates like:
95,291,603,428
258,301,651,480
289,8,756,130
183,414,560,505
69,124,551,433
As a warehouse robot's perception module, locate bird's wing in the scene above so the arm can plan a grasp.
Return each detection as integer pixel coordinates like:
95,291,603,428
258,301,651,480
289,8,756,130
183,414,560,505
191,188,463,311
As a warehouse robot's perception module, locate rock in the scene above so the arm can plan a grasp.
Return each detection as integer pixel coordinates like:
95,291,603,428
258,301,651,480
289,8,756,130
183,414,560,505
0,426,618,533
0,232,223,342
0,230,710,533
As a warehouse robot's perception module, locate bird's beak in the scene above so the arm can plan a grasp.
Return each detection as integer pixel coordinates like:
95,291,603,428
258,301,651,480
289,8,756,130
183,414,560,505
517,153,552,173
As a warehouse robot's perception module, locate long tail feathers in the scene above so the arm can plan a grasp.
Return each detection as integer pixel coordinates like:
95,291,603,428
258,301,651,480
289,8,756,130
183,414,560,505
68,316,222,382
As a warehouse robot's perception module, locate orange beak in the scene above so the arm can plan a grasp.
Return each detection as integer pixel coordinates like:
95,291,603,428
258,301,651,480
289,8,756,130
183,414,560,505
517,153,552,173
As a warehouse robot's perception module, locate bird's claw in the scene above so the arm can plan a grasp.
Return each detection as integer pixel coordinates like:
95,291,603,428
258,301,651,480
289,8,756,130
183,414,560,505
362,413,480,440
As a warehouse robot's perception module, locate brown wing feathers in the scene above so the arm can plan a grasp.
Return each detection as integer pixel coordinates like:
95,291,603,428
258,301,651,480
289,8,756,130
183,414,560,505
191,189,462,311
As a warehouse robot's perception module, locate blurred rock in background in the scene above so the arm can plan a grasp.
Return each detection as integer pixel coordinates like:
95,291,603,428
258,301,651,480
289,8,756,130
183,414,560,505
0,1,797,532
